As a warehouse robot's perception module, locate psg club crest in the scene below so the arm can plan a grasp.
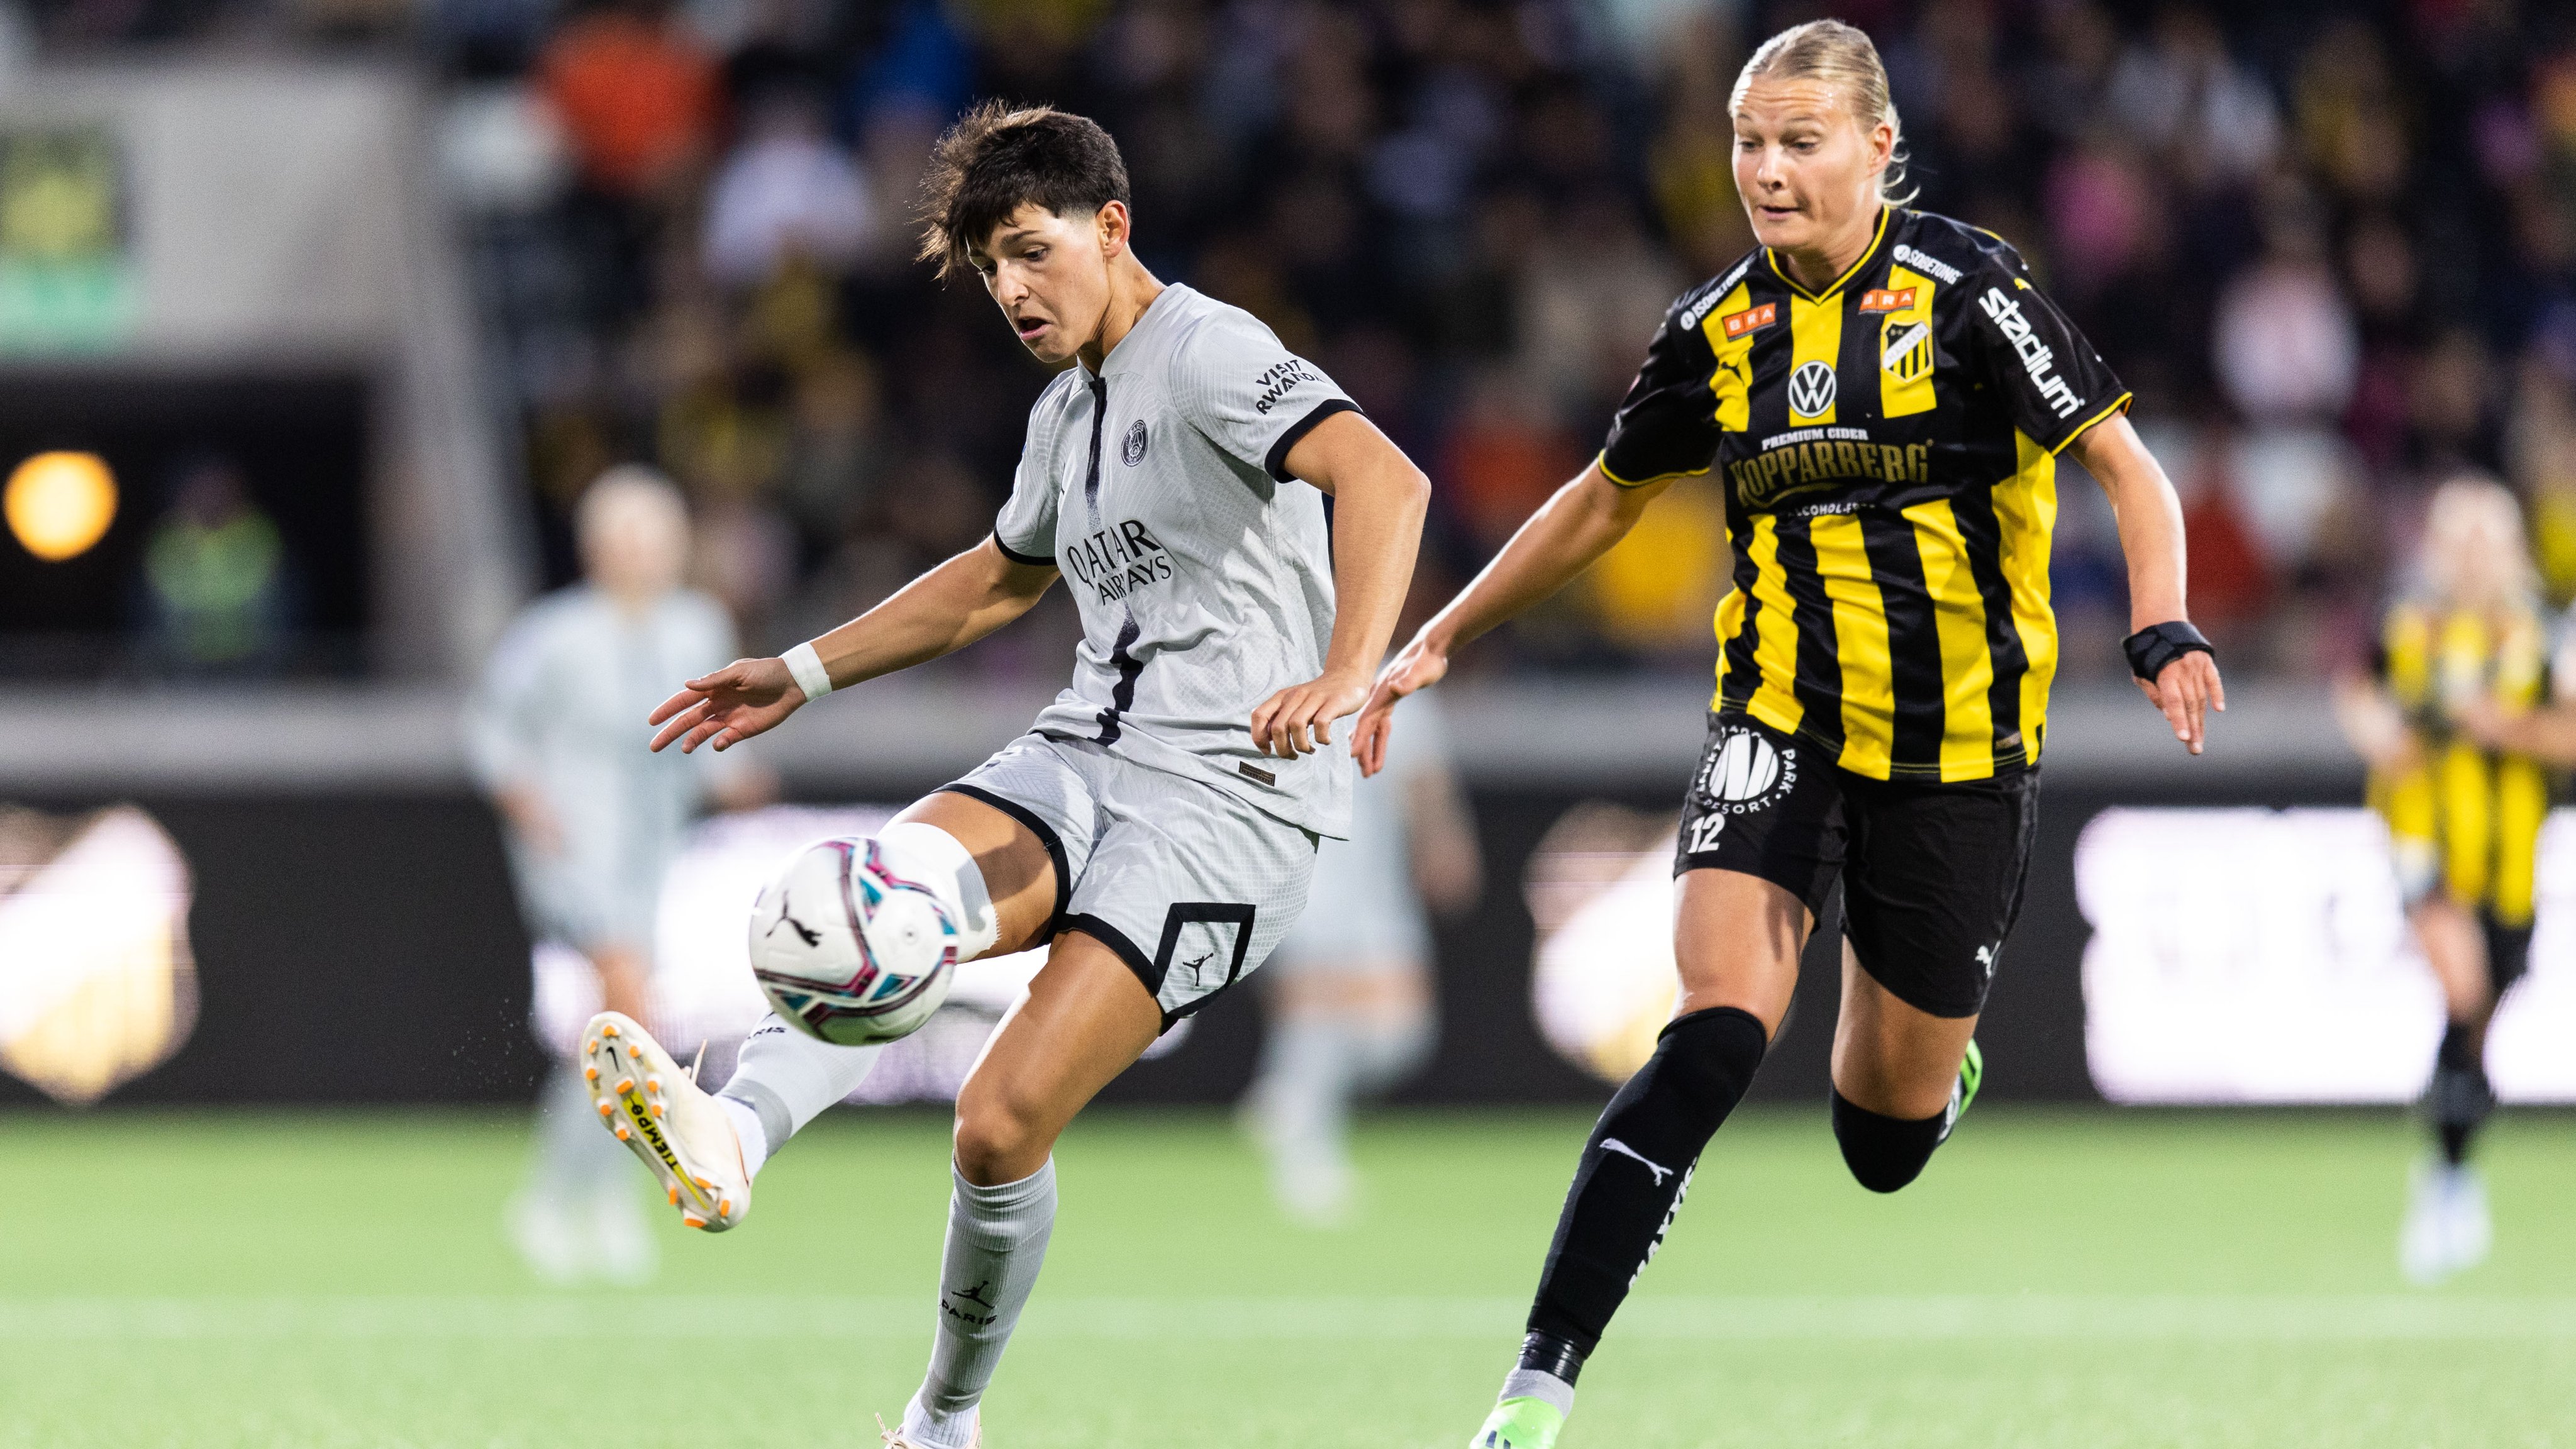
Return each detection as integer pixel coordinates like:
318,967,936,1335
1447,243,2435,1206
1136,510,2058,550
1121,419,1148,467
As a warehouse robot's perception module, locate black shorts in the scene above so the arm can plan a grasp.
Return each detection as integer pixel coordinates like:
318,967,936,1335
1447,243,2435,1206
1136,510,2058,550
1673,711,2039,1018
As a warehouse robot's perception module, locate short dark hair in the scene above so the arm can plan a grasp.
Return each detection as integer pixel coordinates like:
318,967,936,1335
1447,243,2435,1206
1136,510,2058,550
917,102,1131,279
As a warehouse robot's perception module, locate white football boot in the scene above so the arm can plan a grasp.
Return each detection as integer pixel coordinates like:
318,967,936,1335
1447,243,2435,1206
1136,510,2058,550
2401,1162,2492,1284
583,1011,750,1231
2400,1163,2449,1284
2443,1164,2492,1275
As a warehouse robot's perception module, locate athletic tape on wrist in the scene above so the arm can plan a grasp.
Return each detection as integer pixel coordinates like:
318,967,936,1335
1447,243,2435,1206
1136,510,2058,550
782,641,833,701
2123,620,2213,682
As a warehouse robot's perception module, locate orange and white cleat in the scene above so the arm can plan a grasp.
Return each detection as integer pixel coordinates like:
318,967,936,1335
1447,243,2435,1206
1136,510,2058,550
582,1011,750,1232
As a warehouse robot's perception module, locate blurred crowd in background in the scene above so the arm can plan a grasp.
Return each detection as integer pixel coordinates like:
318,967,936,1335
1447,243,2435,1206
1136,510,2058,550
16,0,2576,684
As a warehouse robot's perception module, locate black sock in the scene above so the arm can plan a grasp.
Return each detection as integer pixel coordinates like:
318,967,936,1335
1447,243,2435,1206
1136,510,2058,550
1831,1089,1947,1193
1523,1006,1768,1360
2429,1021,2494,1167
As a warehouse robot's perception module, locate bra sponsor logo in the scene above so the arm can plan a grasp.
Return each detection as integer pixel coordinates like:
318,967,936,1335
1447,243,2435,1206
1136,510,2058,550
1719,302,1777,340
1858,287,1916,314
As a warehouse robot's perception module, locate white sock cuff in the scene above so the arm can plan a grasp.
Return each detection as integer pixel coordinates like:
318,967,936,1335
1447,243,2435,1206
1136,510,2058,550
723,1016,883,1140
1499,1368,1576,1418
881,820,999,958
952,1157,1056,1215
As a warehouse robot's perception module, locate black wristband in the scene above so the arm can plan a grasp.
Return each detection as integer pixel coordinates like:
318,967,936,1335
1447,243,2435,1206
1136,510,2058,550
2124,620,2214,682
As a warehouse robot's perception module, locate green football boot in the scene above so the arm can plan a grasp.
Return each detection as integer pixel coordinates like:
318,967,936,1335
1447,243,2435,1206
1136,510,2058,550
1940,1038,1983,1142
1471,1396,1565,1449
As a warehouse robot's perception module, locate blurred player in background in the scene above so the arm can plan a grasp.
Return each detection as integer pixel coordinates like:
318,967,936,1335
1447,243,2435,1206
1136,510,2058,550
1357,23,2221,1448
467,466,770,1284
2349,477,2559,1282
601,105,1429,1448
1242,691,1480,1225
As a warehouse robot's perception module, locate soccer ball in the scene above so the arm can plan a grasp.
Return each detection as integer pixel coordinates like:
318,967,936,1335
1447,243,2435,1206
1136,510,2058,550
747,836,960,1045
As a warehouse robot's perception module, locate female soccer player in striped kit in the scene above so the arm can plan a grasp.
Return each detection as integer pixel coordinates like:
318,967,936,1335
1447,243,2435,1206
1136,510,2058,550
1352,21,2225,1448
2346,477,2557,1282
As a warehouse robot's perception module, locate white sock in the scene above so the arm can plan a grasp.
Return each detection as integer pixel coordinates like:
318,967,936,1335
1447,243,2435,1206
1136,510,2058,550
714,1015,882,1173
902,1159,1058,1448
1499,1367,1576,1416
718,1095,770,1178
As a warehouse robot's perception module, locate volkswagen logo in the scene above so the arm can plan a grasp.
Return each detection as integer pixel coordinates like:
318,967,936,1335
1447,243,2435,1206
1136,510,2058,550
1788,360,1838,418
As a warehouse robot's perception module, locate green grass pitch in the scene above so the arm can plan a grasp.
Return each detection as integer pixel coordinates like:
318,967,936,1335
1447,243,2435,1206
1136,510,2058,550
4,1106,2572,1448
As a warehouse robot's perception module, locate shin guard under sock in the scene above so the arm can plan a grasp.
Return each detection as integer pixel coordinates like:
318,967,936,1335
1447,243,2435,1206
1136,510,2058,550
1523,1006,1768,1359
1830,1089,1946,1194
2429,1021,2494,1167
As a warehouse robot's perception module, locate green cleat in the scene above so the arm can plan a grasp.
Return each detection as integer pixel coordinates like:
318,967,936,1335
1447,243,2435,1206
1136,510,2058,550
1471,1396,1565,1449
1940,1038,1983,1141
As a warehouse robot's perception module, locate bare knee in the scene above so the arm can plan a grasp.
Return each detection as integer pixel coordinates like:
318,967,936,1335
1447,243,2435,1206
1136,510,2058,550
953,1085,1057,1187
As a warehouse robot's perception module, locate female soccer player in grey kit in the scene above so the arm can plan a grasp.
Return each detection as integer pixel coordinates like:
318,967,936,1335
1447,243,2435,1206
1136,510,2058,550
467,467,769,1284
584,103,1430,1448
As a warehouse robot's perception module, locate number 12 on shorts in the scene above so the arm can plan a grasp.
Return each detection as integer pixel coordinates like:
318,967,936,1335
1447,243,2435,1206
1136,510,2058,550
1685,813,1725,854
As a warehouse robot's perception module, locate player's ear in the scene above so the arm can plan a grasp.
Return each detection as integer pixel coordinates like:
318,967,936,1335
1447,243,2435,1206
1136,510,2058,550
1096,201,1130,260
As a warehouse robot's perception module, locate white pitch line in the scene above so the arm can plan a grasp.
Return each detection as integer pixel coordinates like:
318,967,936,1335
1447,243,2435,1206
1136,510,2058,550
1,1296,2572,1342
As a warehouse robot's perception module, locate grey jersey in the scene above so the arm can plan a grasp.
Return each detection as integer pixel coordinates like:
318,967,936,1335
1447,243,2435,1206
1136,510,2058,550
994,284,1360,838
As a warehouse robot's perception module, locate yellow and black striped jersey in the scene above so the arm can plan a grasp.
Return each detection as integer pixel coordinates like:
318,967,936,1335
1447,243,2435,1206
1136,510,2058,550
2372,597,2553,924
1599,208,2130,782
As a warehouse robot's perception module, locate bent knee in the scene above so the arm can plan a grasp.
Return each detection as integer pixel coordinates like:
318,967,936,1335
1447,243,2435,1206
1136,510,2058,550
952,1092,1056,1184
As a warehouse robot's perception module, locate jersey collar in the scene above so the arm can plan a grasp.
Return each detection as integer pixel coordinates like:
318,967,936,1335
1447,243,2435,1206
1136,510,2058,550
1084,282,1187,382
1763,207,1892,303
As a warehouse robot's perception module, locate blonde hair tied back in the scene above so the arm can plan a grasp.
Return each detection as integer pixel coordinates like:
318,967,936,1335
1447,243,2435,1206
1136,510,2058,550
1732,19,1916,207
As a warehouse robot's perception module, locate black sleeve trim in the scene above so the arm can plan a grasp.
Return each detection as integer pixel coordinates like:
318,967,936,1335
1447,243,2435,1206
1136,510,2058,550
991,531,1055,568
2047,391,2134,457
1264,397,1364,482
936,784,1070,929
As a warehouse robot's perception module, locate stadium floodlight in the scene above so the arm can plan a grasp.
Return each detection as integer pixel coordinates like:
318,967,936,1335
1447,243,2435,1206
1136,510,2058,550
4,451,116,562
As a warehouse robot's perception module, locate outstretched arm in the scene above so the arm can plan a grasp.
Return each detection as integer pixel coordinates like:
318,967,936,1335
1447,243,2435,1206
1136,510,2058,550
648,537,1058,753
2070,414,2226,755
1352,460,1672,775
1249,409,1433,757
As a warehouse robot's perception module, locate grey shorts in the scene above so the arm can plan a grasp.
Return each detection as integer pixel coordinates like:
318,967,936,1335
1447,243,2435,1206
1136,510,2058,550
942,732,1319,1027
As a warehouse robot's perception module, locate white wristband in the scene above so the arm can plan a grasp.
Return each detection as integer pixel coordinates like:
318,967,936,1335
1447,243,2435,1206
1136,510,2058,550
781,641,833,702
